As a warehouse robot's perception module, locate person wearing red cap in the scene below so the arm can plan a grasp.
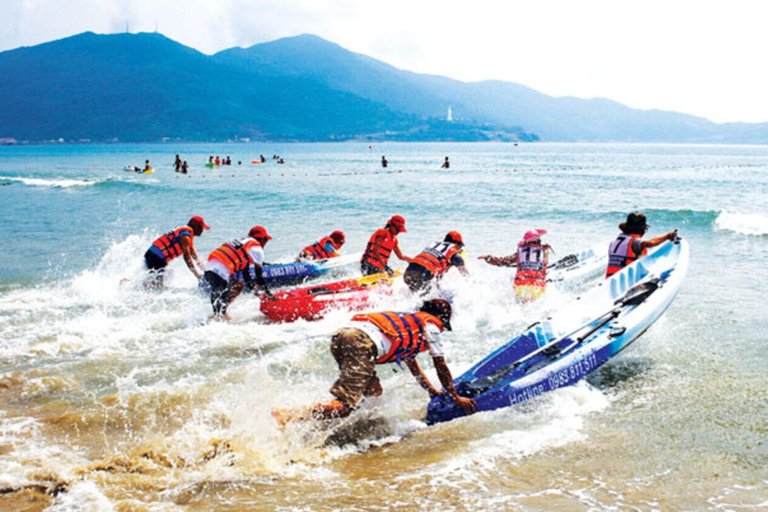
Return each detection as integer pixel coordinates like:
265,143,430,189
143,216,209,288
606,212,677,278
203,225,273,320
479,229,552,302
272,299,476,425
296,230,346,262
360,215,413,276
404,231,469,294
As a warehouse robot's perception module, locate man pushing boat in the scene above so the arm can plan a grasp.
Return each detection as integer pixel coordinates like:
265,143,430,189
404,231,469,294
272,299,476,425
143,216,209,289
360,215,413,276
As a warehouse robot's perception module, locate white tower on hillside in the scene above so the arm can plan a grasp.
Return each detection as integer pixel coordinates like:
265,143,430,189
447,106,453,122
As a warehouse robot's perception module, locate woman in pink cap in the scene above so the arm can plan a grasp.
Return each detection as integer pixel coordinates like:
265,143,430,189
479,229,551,302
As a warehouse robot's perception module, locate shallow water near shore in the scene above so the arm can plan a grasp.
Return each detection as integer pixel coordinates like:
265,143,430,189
1,142,767,510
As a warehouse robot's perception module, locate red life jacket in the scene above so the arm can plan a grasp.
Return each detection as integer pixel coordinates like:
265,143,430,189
412,241,462,278
150,226,193,263
514,242,547,288
301,237,339,260
361,228,396,269
351,311,442,364
208,237,260,275
606,234,647,278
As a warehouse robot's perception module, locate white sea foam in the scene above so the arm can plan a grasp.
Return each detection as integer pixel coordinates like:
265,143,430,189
404,382,609,485
3,176,109,188
46,481,116,512
714,211,768,236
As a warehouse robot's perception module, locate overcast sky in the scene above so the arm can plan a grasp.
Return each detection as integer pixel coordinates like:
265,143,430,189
2,0,767,124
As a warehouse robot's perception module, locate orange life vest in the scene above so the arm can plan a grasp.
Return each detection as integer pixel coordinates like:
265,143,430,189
606,234,647,278
351,311,442,364
361,228,396,269
412,241,462,278
208,237,260,275
514,242,547,288
150,226,193,263
301,237,339,260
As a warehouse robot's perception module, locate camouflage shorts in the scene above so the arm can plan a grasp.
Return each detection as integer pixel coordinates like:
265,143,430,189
329,328,380,409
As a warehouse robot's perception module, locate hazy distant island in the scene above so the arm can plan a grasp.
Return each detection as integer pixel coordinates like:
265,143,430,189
2,31,768,144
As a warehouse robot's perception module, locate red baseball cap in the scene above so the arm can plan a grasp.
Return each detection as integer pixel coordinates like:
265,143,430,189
249,225,272,240
445,230,463,245
188,216,210,231
388,215,407,232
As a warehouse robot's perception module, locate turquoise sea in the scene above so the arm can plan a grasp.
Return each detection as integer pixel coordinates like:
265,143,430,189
1,142,767,510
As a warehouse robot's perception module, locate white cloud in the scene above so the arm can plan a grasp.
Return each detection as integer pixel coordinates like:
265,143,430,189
1,0,768,122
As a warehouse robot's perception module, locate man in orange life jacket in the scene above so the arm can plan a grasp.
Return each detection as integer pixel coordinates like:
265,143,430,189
360,215,413,276
479,228,552,302
273,299,476,424
203,226,273,321
296,230,346,262
143,216,209,288
404,231,469,294
606,212,677,278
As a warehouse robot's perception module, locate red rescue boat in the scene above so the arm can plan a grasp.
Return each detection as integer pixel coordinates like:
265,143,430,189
259,271,400,322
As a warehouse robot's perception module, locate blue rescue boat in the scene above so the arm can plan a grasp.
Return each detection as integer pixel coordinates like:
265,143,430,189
427,238,689,425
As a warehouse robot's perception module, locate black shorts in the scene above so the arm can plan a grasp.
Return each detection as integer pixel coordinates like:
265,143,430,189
361,261,385,276
204,271,232,315
144,250,167,271
404,263,434,293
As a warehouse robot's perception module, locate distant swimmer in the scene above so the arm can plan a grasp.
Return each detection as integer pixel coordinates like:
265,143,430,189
203,226,273,321
277,158,285,164
272,299,476,426
479,229,552,302
225,156,232,165
143,216,209,289
260,154,266,163
360,215,413,276
181,161,189,174
381,155,388,168
606,212,677,279
441,156,450,169
296,231,346,261
143,160,152,173
174,154,182,172
404,231,468,294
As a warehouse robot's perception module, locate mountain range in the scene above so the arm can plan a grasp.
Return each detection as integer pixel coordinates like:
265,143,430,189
1,31,767,143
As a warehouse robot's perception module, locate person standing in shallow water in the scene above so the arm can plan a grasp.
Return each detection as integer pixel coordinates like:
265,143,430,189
441,156,450,169
174,154,182,172
181,161,189,174
381,156,388,168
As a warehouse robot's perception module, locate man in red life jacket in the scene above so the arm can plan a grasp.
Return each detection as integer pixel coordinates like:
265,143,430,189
273,299,476,425
143,216,209,288
296,230,346,261
203,225,273,321
606,212,677,278
404,231,469,294
479,228,552,302
360,215,413,276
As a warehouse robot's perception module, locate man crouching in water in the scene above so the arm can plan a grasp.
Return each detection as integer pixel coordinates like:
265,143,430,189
273,299,476,425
